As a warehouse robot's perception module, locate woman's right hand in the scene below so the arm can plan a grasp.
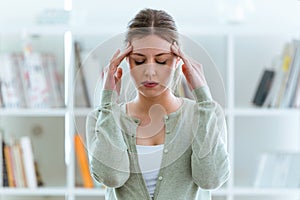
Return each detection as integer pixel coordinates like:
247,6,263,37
103,45,133,94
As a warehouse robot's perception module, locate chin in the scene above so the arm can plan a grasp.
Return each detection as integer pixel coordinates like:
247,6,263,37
138,86,170,98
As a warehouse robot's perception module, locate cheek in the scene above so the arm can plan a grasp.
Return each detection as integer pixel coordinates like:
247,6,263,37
159,67,174,81
130,66,144,84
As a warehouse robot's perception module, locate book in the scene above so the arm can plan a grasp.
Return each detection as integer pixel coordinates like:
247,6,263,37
272,42,295,107
74,41,91,107
34,161,44,187
0,82,3,107
74,134,94,188
43,54,64,107
262,56,281,107
12,141,27,187
4,143,15,187
1,130,9,187
252,69,275,106
0,130,3,187
19,136,37,188
1,46,64,108
280,40,300,108
0,54,27,108
22,52,51,108
292,69,300,107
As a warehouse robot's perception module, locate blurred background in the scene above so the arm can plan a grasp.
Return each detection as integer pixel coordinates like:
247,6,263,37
0,0,300,200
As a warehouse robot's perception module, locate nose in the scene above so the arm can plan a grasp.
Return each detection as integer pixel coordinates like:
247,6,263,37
144,63,157,78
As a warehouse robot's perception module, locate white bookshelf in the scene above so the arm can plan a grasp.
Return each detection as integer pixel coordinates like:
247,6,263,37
0,109,67,117
1,3,300,200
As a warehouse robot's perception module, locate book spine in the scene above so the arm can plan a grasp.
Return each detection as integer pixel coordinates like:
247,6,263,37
292,72,300,107
272,43,293,107
12,142,27,187
280,41,300,107
0,54,26,108
74,42,91,107
20,137,37,188
252,69,275,106
74,134,94,188
45,54,64,107
2,138,9,187
23,53,51,108
4,144,15,187
0,132,2,187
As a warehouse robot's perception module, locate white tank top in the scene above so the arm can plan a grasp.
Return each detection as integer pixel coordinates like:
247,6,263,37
136,144,164,198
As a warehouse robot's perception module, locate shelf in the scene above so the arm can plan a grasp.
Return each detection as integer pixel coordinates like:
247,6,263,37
0,24,69,35
0,187,67,196
73,188,106,196
0,108,67,116
1,187,300,196
211,188,228,196
232,187,300,196
1,13,299,200
228,108,300,116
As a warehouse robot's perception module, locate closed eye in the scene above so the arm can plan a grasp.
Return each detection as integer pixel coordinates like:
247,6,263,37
156,60,167,65
134,60,145,65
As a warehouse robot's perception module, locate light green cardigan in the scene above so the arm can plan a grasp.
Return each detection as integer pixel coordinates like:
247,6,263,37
86,86,230,200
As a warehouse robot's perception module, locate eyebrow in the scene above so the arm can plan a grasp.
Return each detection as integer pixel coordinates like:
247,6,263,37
130,52,172,57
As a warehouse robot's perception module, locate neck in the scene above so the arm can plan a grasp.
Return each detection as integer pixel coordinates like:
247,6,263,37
133,89,180,114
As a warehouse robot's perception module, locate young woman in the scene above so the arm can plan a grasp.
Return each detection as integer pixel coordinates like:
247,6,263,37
86,8,230,200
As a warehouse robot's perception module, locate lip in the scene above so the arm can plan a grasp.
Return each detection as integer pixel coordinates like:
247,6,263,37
141,81,159,88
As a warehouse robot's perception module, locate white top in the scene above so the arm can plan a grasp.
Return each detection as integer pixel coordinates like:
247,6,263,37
136,144,164,198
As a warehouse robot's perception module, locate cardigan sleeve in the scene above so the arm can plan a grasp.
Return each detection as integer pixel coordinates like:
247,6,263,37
86,90,130,188
191,86,230,190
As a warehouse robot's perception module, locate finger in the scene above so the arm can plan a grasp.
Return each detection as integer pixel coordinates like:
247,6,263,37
171,42,181,57
115,67,123,80
109,46,132,73
110,45,132,72
114,45,133,67
188,57,204,73
171,42,192,67
115,68,123,94
181,63,186,72
109,49,121,73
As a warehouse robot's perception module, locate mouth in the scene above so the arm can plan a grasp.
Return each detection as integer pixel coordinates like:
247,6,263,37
141,81,159,88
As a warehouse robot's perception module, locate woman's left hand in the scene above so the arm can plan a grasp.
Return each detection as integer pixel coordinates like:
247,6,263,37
171,42,207,89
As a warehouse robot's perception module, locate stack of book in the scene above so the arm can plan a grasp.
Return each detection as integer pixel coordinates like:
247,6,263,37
0,131,43,188
253,39,300,108
0,52,64,109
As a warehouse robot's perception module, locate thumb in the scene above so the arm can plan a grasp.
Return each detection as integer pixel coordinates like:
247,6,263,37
115,68,123,95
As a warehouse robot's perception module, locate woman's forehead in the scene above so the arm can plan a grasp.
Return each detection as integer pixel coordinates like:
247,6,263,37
131,35,171,52
131,49,171,57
